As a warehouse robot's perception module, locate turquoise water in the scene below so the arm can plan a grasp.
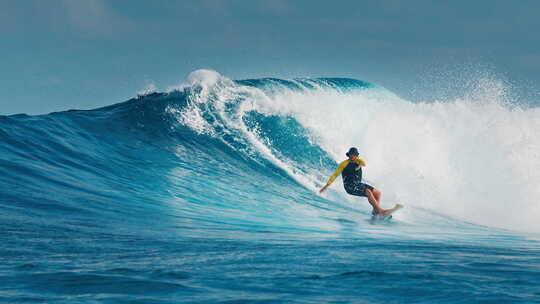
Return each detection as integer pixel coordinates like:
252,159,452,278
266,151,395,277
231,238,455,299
1,70,539,303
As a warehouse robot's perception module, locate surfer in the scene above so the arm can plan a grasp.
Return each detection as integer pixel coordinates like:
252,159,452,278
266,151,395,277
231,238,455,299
319,147,394,216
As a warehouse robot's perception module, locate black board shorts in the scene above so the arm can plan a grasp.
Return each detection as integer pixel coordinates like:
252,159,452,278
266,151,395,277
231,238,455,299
344,183,374,197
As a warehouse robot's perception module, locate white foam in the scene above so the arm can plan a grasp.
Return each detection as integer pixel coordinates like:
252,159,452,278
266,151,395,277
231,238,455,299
166,69,223,93
264,78,540,233
137,81,158,96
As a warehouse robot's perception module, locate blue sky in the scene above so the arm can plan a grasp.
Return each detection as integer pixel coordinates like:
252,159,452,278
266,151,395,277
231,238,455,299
2,0,539,114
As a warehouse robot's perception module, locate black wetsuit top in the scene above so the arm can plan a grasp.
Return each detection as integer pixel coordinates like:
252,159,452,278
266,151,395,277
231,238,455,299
342,160,363,192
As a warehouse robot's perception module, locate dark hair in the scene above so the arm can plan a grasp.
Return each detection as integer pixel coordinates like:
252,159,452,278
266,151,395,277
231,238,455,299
346,147,359,157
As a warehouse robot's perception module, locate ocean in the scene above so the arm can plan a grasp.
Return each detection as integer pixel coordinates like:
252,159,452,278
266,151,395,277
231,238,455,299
1,70,539,303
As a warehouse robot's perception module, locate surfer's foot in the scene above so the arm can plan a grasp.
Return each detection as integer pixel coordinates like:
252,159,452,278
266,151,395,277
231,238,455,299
381,209,393,216
372,209,391,216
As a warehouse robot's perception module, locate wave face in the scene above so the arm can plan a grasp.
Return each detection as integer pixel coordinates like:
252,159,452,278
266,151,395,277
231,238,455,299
1,70,539,303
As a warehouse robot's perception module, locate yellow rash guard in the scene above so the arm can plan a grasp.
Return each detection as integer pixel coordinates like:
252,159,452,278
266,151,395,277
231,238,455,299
325,157,366,185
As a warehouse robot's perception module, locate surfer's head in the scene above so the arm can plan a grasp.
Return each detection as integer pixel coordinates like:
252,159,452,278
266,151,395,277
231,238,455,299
346,147,359,159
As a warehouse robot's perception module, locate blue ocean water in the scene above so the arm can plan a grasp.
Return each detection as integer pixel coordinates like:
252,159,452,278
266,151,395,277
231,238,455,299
1,70,540,303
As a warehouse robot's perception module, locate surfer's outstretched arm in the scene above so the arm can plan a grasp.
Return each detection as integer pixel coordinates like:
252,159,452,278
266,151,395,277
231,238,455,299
319,160,349,193
319,184,330,193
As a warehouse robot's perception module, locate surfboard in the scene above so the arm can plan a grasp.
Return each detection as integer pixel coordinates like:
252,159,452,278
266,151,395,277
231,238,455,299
370,204,403,221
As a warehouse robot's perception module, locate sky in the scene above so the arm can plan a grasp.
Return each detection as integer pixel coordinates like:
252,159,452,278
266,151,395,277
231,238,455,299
1,0,539,115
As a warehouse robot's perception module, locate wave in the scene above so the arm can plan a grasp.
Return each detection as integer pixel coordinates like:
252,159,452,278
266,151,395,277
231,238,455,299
1,69,539,235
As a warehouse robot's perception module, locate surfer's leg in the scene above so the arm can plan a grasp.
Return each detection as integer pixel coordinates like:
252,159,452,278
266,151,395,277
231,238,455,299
372,188,381,203
365,189,383,215
366,188,390,216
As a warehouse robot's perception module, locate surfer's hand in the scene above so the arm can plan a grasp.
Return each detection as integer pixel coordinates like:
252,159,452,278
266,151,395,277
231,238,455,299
319,185,328,194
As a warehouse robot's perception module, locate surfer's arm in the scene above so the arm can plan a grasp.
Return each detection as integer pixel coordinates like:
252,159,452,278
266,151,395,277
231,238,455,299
319,160,348,193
